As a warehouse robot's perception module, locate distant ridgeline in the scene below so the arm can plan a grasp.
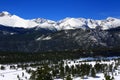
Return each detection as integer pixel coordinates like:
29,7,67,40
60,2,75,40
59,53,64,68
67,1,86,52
0,11,120,53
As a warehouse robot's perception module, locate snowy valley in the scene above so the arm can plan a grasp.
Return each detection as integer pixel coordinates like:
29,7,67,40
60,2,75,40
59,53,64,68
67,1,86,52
0,11,120,80
0,57,120,80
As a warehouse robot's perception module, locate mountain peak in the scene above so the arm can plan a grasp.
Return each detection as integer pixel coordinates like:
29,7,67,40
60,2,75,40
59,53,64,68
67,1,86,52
2,11,10,14
33,18,48,23
0,11,11,17
0,11,120,30
106,17,118,21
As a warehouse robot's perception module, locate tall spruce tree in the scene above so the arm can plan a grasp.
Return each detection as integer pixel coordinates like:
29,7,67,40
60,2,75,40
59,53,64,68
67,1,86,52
91,68,96,77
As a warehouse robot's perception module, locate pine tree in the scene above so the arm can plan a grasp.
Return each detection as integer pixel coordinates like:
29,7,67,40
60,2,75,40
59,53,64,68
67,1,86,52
30,65,53,80
0,66,5,70
66,75,72,80
94,63,102,73
60,66,64,78
91,68,96,77
104,75,111,80
59,61,65,78
71,65,75,76
65,65,70,74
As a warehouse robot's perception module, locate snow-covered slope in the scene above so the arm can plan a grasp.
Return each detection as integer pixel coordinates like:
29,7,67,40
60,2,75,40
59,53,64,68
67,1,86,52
0,11,120,30
100,17,120,30
0,11,38,28
58,18,87,30
32,18,57,30
58,17,120,30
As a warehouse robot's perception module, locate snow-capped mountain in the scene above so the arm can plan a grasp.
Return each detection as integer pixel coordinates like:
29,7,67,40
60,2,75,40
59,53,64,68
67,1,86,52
0,11,38,28
0,11,120,31
58,18,87,30
32,18,57,31
0,11,120,52
100,17,120,30
58,17,120,30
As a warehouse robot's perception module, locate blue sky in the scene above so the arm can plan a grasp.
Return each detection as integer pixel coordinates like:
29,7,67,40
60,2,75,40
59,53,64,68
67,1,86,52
0,0,120,20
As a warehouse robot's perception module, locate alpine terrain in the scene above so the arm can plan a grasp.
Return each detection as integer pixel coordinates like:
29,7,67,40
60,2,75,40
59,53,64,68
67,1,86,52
0,11,120,53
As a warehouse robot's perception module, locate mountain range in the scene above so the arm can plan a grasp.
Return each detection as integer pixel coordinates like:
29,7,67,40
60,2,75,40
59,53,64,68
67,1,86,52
0,11,120,53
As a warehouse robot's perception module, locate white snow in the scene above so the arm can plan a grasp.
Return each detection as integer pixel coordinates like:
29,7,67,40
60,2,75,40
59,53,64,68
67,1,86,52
0,11,10,15
64,60,116,68
38,22,56,30
0,66,30,80
36,36,52,41
32,18,57,30
72,72,120,80
0,11,120,31
100,17,120,30
59,18,86,30
73,73,105,80
39,17,120,31
64,57,119,67
36,35,44,41
0,57,120,80
42,36,52,40
87,19,99,29
0,11,38,28
59,57,120,80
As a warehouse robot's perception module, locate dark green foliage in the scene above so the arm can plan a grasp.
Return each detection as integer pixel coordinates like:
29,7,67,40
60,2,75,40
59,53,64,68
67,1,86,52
0,51,92,64
0,49,120,64
104,74,111,80
29,60,120,80
10,65,16,69
109,64,113,72
91,68,96,77
0,66,5,70
71,65,76,76
66,75,72,80
65,65,70,74
94,63,102,73
30,65,53,80
52,65,60,77
60,64,64,77
80,64,91,76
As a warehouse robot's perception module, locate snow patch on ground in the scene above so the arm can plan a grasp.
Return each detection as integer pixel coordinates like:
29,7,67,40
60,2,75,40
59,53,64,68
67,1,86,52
42,36,52,40
0,67,30,80
0,57,120,80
